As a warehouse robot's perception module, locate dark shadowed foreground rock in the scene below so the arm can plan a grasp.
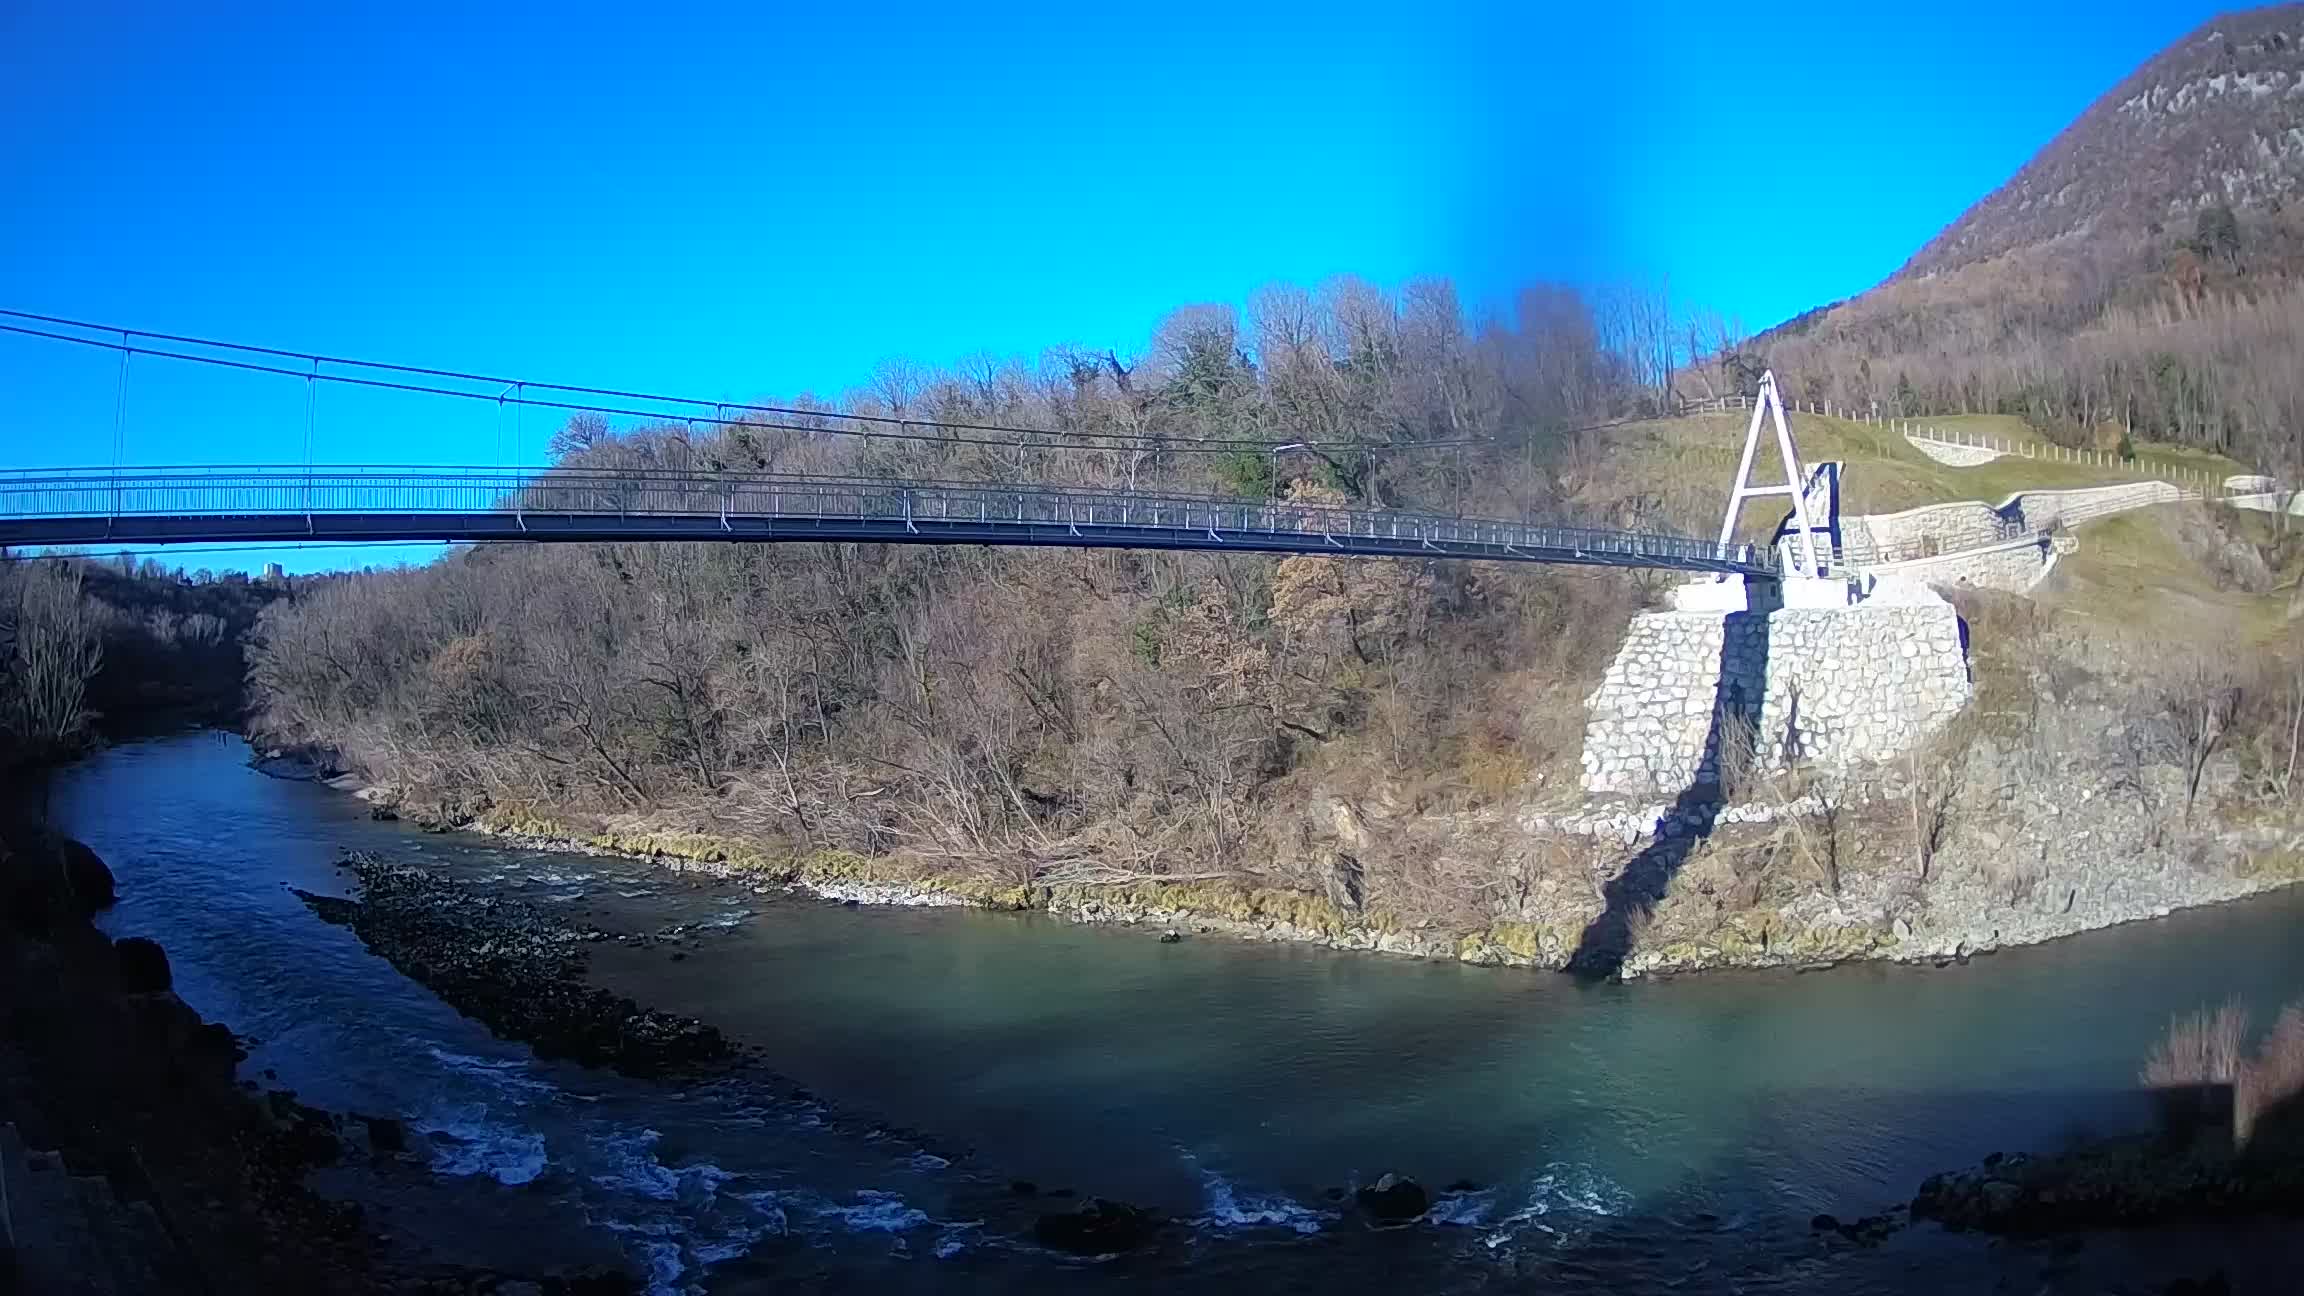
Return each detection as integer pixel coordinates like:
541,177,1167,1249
1913,1139,2304,1233
2,831,117,933
117,934,173,991
60,836,117,909
1355,1172,1429,1224
0,826,639,1293
1033,1197,1161,1254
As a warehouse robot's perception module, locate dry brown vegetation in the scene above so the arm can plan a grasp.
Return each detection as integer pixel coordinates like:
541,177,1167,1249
248,280,1692,920
2144,996,2304,1148
238,251,2304,952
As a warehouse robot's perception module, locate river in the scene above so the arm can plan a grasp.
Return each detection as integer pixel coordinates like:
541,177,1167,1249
44,733,2304,1292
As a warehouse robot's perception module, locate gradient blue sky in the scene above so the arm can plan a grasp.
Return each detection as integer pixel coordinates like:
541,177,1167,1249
0,0,2238,569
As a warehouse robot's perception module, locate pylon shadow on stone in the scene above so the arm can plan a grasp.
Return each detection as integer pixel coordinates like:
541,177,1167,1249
1568,582,1778,980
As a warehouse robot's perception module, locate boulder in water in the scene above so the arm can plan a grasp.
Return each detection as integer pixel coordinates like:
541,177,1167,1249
60,838,116,911
1034,1197,1159,1254
1,832,115,931
1356,1172,1429,1224
117,936,172,992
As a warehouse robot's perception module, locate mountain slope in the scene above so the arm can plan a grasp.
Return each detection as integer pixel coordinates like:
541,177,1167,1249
1901,5,2304,280
1724,5,2304,464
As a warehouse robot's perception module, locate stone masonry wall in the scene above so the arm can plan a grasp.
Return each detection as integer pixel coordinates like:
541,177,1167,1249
1862,534,2055,594
1905,435,2004,466
2008,480,2182,529
1580,600,1972,796
1850,500,2008,554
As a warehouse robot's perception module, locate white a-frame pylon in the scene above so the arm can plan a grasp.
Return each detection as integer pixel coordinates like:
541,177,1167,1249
1716,371,1822,579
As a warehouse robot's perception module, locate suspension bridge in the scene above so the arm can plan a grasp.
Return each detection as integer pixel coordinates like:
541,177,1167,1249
0,313,1781,576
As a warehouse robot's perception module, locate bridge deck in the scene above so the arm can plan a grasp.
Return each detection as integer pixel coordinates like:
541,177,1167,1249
0,468,1778,576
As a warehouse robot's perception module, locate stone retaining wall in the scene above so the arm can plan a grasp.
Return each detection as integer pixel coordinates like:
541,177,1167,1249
1841,481,2181,578
1905,435,2005,466
1850,500,2008,555
1861,534,2055,594
2008,480,2182,529
1580,597,1972,796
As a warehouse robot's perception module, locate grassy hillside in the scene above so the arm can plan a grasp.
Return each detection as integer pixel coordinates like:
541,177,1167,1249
1575,410,2250,540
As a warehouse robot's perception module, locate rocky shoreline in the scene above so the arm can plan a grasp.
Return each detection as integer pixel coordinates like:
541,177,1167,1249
395,794,2304,984
1913,1138,2304,1236
303,852,980,1162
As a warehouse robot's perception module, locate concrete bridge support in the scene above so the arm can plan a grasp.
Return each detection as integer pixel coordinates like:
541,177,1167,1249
1578,578,1972,797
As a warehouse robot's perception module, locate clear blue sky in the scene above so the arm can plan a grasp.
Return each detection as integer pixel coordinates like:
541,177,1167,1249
0,0,2235,570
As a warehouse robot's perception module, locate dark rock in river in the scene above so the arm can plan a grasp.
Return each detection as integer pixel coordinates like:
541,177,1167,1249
117,935,173,991
361,1114,408,1154
2,833,115,933
1356,1172,1429,1224
1033,1197,1160,1254
60,837,117,910
1810,1212,1839,1231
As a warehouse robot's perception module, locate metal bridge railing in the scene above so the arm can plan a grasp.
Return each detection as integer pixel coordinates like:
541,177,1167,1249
0,465,1780,575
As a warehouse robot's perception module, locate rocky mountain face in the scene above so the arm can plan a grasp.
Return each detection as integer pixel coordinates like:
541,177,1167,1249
1900,5,2304,280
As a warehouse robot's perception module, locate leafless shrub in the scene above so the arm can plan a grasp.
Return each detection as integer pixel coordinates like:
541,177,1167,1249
0,561,104,753
1714,702,1761,802
1769,769,1843,896
2141,996,2304,1149
2142,997,2251,1142
1904,719,1973,883
2115,662,2243,827
2143,998,2252,1090
2241,1004,2304,1147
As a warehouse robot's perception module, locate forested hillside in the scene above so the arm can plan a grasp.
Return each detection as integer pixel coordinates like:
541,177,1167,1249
1,557,282,771
233,8,2304,956
246,280,1687,916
